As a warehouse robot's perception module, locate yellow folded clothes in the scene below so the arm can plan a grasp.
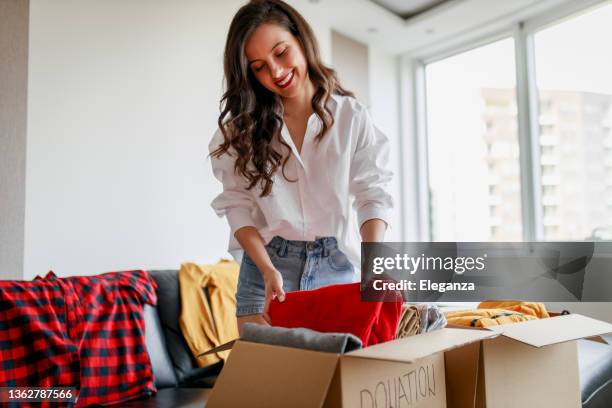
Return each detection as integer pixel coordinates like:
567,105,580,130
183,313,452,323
445,308,538,328
477,300,550,319
179,259,239,367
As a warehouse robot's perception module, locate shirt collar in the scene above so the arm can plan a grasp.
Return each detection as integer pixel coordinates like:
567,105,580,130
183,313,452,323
276,92,342,117
329,92,342,110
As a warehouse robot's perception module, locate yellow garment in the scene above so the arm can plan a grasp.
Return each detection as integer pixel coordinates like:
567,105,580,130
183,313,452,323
477,300,550,318
445,308,538,328
179,260,239,367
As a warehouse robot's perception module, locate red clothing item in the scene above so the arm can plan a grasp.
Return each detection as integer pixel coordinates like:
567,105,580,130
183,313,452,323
53,271,157,407
0,270,157,407
268,283,402,347
0,276,80,398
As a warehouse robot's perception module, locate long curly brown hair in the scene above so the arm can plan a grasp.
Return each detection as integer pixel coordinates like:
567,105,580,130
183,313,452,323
211,0,353,197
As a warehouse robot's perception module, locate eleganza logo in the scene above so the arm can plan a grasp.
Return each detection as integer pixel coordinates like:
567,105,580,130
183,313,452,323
371,254,487,275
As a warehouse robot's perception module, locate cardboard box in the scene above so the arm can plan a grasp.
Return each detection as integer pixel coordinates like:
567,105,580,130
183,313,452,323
205,314,612,408
445,313,612,407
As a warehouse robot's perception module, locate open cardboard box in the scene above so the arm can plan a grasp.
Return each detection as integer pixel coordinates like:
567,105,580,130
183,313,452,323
205,313,612,408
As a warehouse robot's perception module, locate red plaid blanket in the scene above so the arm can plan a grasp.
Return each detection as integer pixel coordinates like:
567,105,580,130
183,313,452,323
0,270,158,407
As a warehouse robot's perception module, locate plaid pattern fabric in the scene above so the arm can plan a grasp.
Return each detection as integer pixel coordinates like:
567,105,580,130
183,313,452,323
0,270,158,407
0,277,81,398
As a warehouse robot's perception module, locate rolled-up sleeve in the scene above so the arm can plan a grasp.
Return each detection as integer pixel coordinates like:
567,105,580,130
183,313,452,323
349,107,394,229
209,129,256,236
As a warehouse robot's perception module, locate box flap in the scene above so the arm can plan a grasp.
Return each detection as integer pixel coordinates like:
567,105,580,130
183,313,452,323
445,341,480,408
482,336,581,407
585,335,610,345
487,313,612,347
344,328,498,364
197,339,237,357
206,340,339,408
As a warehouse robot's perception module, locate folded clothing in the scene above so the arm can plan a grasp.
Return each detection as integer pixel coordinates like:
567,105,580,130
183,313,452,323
445,308,538,328
269,283,402,347
396,305,420,339
241,323,362,353
395,303,447,339
416,303,447,333
477,300,550,318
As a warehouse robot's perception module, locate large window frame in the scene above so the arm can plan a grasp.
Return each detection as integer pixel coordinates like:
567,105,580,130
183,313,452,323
403,0,610,241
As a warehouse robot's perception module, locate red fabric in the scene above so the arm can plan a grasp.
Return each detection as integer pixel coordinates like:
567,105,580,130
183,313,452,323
268,282,402,347
0,270,157,407
0,277,81,398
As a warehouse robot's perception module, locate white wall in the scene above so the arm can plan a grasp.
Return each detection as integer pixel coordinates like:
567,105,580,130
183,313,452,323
24,0,332,278
368,47,403,242
331,30,370,106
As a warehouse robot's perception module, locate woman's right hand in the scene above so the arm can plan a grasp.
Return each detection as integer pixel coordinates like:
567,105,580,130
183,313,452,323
262,267,286,324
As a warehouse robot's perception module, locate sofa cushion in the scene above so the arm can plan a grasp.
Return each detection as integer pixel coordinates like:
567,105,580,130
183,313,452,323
579,334,612,408
148,270,221,385
143,304,178,388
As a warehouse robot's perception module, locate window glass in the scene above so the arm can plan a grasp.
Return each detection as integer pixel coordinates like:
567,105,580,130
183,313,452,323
425,38,522,241
534,3,612,240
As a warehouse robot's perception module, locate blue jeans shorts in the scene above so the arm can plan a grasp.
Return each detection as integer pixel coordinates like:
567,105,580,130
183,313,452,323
236,236,356,316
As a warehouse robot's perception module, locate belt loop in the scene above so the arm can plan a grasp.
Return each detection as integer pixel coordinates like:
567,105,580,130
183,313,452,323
323,238,330,257
277,238,288,257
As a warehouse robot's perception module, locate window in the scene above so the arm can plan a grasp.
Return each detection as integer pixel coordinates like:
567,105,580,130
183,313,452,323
416,1,612,243
425,38,522,241
534,3,612,240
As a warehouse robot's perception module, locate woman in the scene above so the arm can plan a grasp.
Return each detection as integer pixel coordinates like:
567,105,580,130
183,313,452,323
209,0,393,334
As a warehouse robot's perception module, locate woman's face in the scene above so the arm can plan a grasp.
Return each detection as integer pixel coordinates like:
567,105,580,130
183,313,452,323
244,23,309,100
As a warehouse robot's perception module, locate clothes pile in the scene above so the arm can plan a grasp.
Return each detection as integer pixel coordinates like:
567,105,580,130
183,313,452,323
444,301,550,328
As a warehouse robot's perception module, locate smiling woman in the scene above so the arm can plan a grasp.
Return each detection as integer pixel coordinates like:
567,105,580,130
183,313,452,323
209,0,394,335
213,0,353,197
246,26,303,93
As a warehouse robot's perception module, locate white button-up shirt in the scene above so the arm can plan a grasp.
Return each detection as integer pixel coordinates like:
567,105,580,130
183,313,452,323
209,94,393,273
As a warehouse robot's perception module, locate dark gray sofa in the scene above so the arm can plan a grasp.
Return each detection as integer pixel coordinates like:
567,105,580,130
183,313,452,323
115,269,612,407
579,334,612,408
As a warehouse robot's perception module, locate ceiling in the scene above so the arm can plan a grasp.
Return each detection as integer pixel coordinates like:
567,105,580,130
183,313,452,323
294,0,573,56
369,0,451,19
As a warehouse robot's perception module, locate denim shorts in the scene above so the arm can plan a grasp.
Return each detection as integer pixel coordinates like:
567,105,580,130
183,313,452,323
236,236,357,316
